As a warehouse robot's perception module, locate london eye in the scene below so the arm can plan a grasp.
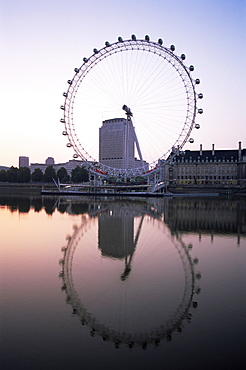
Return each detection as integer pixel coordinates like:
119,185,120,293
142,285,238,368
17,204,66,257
61,34,203,179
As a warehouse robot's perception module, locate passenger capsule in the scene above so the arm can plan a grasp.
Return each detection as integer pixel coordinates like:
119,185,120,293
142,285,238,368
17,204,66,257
145,35,150,41
170,45,175,51
73,154,78,158
63,92,67,97
189,65,194,72
189,138,194,143
60,118,65,123
62,131,68,135
198,108,203,114
198,93,203,99
93,48,99,54
66,143,72,147
193,257,199,264
195,78,200,84
60,105,65,110
181,54,186,60
131,34,136,40
105,41,110,47
74,68,79,73
83,57,88,63
118,36,123,42
67,80,72,85
158,38,163,45
195,123,200,129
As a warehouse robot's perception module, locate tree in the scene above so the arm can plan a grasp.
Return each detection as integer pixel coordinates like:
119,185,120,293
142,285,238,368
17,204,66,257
6,166,18,182
31,168,43,182
17,167,31,183
0,170,7,182
71,166,89,183
57,167,70,183
43,165,56,183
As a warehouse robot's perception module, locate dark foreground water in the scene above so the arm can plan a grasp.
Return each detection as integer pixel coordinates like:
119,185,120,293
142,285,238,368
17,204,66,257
1,195,245,370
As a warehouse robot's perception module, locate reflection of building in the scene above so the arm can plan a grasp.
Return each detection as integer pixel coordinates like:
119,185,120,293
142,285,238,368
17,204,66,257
169,142,246,185
59,202,197,348
19,156,29,168
165,198,246,239
98,211,135,259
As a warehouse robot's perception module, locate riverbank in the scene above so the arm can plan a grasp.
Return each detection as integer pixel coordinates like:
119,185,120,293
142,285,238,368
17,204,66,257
168,184,246,197
0,183,56,194
0,182,245,197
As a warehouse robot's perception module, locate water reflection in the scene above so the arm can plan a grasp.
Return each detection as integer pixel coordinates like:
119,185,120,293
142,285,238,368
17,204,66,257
1,195,245,247
165,198,246,244
58,202,201,348
98,207,142,281
1,195,245,236
1,195,245,368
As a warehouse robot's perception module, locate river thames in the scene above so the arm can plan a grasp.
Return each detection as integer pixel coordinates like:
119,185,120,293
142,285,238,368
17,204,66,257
1,195,245,370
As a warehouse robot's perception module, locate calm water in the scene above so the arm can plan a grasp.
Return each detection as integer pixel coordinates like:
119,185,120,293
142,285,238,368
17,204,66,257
1,195,245,370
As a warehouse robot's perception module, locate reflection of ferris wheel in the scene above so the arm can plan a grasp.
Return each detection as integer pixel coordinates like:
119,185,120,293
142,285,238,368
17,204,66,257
59,204,201,348
61,34,203,178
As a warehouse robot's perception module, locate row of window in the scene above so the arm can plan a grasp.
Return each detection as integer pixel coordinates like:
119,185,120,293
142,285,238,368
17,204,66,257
177,169,237,174
176,158,238,163
176,165,237,172
177,175,235,180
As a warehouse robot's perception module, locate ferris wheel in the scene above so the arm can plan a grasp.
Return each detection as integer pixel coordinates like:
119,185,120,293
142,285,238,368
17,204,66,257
60,34,203,178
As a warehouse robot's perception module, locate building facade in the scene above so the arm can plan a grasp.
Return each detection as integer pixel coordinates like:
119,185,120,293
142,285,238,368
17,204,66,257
99,118,135,169
168,142,246,186
19,156,29,168
24,142,246,186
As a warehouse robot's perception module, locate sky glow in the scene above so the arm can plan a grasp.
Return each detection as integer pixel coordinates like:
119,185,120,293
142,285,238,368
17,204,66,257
1,0,245,167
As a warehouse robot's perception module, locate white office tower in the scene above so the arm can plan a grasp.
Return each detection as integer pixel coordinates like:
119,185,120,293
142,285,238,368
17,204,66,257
99,118,136,169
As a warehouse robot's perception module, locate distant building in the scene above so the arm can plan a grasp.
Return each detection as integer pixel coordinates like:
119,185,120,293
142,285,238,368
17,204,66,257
45,157,55,165
63,159,87,174
19,156,29,168
168,142,246,186
29,163,48,174
30,158,89,175
0,165,9,171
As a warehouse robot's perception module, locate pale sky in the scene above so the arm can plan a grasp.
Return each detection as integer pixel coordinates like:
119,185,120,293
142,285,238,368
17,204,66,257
1,0,245,167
